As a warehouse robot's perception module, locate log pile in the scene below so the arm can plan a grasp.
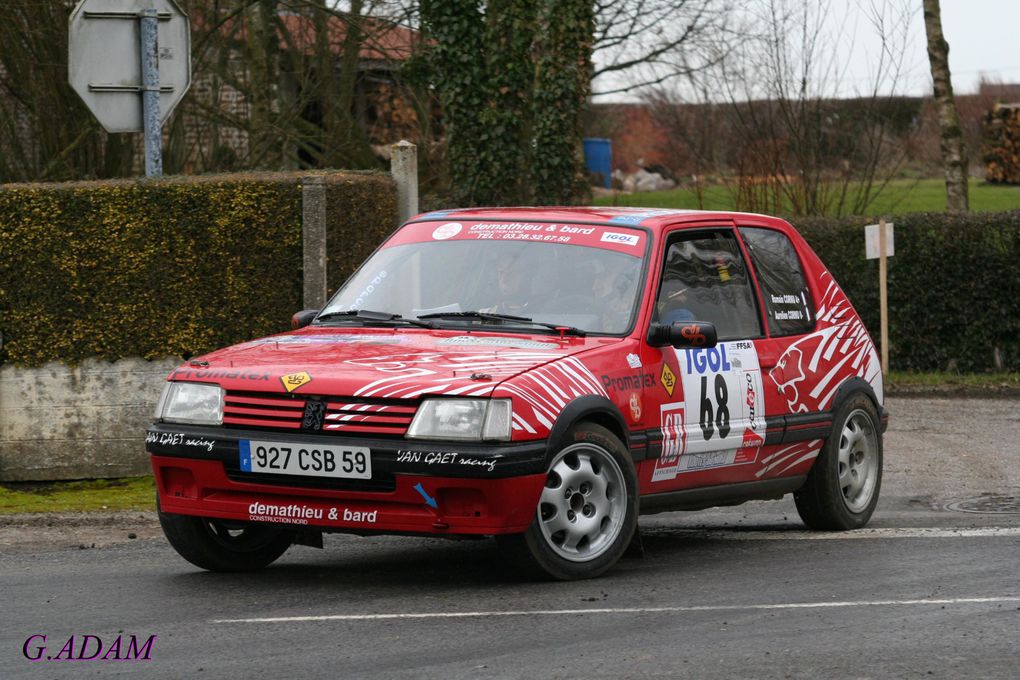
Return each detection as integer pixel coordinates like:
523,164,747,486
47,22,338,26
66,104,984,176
983,103,1020,184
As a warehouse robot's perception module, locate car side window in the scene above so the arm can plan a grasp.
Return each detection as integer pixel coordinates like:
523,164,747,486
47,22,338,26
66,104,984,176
655,229,762,340
739,227,814,336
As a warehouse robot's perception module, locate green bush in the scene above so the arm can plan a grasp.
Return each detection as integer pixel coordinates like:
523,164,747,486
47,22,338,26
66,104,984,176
0,171,396,367
794,211,1020,372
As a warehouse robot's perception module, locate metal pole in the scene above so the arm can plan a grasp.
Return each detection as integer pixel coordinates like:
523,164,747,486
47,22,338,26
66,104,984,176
139,8,162,177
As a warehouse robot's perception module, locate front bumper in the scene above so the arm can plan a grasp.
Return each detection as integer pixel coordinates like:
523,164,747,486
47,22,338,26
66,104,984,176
148,423,548,536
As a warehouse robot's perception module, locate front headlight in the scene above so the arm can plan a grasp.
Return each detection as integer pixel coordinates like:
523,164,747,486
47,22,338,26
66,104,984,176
407,398,512,441
155,382,224,425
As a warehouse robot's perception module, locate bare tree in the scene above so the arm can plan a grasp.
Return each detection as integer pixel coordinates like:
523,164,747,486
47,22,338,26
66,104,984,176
0,1,134,182
642,0,918,217
591,0,740,97
183,0,386,171
922,0,968,212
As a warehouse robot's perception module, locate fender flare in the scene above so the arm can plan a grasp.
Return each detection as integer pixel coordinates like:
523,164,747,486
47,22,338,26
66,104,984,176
829,376,888,433
830,376,881,414
544,395,629,463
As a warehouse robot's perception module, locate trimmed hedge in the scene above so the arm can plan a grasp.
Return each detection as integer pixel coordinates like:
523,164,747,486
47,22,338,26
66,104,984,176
1,176,1015,373
793,211,1020,372
0,171,396,367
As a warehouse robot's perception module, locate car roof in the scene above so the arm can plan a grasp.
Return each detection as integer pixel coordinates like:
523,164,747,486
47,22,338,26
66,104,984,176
411,206,793,233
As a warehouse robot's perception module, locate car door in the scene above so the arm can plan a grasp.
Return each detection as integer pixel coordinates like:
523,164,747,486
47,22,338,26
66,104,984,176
645,226,769,489
737,225,826,480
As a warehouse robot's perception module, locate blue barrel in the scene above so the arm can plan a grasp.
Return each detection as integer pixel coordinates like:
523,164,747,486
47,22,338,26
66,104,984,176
583,138,613,188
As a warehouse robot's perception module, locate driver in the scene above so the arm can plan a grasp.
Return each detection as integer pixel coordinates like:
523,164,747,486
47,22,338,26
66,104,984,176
592,256,638,332
482,251,531,316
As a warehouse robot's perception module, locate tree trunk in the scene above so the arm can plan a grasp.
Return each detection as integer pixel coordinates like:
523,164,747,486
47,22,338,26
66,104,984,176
923,0,969,212
246,0,281,167
334,0,379,168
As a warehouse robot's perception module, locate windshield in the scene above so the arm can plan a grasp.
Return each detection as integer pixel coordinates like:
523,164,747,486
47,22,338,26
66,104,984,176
320,221,647,334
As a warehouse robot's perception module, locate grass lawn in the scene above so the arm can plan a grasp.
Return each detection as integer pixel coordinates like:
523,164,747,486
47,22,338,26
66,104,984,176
594,178,1020,215
0,476,155,514
886,371,1020,395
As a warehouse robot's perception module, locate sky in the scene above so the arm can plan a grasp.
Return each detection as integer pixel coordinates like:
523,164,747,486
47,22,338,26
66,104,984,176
870,0,1020,96
592,0,1020,101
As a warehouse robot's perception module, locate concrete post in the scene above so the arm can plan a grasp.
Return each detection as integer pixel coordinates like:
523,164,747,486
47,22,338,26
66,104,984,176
391,140,418,225
302,177,327,309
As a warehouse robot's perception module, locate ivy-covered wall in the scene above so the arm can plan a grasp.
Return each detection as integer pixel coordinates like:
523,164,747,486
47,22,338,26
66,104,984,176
419,0,593,207
794,211,1020,372
0,171,396,367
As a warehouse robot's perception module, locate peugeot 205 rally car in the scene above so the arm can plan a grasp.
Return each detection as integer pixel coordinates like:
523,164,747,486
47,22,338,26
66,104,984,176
149,207,887,580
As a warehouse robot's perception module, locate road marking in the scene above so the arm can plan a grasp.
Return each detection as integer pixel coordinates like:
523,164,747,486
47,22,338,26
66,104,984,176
213,596,1020,624
644,527,1020,540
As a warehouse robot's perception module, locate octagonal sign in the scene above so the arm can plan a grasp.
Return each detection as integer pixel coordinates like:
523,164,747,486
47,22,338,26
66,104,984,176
69,0,191,133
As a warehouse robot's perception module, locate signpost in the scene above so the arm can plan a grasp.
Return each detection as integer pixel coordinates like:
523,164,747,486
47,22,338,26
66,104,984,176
68,0,191,176
865,220,895,374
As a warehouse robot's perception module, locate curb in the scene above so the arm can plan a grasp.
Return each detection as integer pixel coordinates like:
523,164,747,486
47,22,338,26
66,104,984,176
0,510,158,529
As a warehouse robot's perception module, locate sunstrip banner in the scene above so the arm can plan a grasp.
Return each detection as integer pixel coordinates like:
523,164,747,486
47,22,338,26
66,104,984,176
386,220,647,256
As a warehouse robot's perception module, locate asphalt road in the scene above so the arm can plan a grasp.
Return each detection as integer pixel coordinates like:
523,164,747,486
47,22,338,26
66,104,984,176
3,396,1019,679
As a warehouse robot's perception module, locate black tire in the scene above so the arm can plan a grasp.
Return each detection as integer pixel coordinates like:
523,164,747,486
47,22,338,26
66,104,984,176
158,498,295,572
794,394,883,530
497,422,638,580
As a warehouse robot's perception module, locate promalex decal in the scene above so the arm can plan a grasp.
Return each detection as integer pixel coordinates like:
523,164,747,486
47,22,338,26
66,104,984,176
601,372,654,392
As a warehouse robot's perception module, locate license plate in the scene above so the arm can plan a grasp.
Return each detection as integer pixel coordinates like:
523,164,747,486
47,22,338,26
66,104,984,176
239,440,371,479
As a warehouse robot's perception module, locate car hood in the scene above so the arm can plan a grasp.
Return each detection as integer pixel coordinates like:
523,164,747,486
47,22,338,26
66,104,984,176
168,327,618,400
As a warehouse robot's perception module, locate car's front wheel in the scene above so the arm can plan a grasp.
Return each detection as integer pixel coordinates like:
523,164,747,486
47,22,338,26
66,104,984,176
794,394,883,530
158,500,294,572
498,422,637,580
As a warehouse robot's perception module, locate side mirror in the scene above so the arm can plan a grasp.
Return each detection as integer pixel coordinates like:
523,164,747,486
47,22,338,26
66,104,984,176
647,321,718,349
291,309,320,329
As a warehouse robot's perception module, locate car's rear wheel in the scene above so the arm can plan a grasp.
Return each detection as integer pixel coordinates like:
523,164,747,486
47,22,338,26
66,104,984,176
794,394,882,530
158,499,294,572
498,422,637,580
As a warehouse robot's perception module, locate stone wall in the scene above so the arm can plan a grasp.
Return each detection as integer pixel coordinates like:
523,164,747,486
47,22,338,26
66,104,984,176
0,357,180,481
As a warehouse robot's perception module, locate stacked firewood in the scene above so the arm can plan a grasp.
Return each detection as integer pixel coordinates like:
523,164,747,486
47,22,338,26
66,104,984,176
983,103,1020,184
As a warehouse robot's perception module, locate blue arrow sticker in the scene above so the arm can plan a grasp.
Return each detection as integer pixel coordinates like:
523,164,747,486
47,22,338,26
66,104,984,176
413,482,438,509
239,440,252,472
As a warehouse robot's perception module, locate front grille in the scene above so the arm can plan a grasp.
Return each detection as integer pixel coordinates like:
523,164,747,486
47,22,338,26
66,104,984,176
223,393,304,429
323,401,417,435
223,390,417,437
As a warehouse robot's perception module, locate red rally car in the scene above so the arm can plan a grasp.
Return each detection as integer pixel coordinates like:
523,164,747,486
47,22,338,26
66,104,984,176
149,207,887,580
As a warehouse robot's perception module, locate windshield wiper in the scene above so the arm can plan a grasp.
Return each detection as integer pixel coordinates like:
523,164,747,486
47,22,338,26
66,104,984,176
416,311,585,336
315,309,433,328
